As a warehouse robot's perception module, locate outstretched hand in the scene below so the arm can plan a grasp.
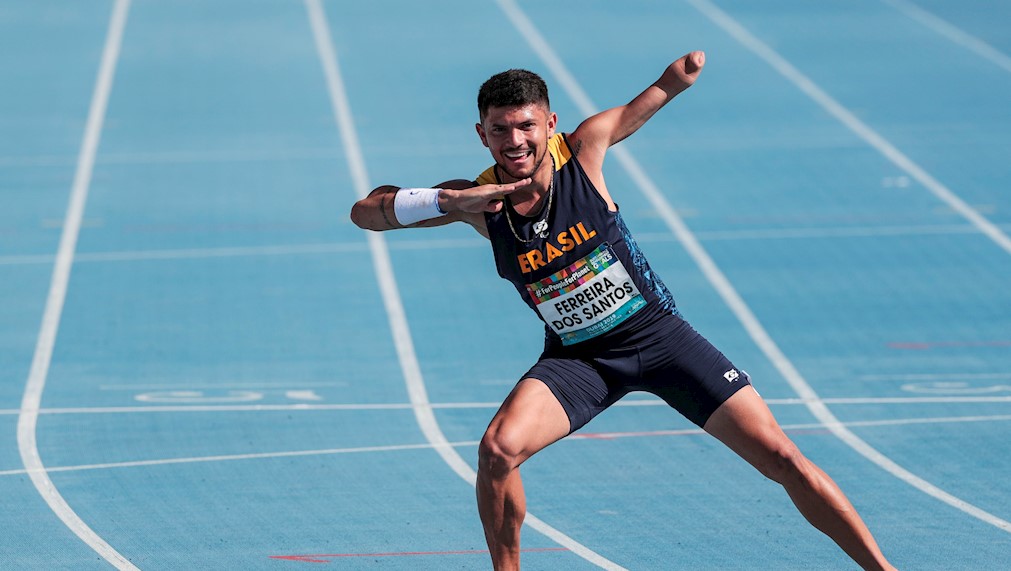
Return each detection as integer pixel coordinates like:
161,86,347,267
669,50,706,89
442,178,531,214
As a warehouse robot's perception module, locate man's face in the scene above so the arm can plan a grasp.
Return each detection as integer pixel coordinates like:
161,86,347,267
476,103,557,182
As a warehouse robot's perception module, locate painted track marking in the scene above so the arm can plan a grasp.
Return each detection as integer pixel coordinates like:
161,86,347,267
1,393,1009,418
269,547,568,563
2,413,1008,478
680,0,1011,533
6,223,1009,268
304,1,626,569
15,0,141,569
882,0,1011,73
686,0,1011,258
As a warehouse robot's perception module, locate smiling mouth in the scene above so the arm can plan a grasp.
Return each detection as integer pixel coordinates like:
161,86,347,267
504,150,532,160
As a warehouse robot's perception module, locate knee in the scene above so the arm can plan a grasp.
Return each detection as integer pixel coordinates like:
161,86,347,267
754,440,810,485
478,428,523,479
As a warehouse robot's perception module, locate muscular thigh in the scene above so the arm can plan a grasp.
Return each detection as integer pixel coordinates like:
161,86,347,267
635,316,750,427
484,378,572,464
523,354,629,434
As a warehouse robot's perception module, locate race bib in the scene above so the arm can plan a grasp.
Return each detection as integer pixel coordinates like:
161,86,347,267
525,243,646,345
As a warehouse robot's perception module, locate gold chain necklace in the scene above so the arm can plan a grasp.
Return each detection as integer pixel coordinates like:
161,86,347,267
504,157,555,244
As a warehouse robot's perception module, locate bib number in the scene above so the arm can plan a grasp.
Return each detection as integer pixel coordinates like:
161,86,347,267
525,243,645,345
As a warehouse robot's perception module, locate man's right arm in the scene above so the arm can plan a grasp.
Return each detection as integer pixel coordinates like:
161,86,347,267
348,185,407,231
349,178,530,234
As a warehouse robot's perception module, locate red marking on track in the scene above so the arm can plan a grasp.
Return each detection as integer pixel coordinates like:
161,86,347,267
573,427,833,440
781,427,833,436
571,428,705,440
269,547,568,563
888,340,1011,350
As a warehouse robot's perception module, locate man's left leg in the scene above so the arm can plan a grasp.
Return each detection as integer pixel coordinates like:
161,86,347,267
703,386,897,571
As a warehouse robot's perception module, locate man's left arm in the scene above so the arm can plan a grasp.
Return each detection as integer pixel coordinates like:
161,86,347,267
568,51,705,174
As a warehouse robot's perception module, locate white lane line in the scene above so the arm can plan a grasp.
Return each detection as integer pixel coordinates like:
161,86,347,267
4,403,490,416
0,253,57,265
572,413,1011,440
303,2,625,569
5,224,1006,267
881,0,1011,74
0,241,462,266
0,142,476,168
860,372,1011,382
767,396,1011,405
683,224,998,241
3,413,1009,478
686,0,1011,258
0,147,342,167
16,1,139,569
97,381,349,390
72,242,368,262
2,394,1009,417
499,0,1011,534
679,0,1011,533
0,441,478,477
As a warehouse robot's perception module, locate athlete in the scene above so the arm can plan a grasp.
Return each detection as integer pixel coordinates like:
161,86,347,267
350,52,896,571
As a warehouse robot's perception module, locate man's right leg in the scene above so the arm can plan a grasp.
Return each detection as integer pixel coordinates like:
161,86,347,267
477,378,572,571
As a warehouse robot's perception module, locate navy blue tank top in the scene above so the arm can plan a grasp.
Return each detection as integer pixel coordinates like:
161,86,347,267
480,133,678,347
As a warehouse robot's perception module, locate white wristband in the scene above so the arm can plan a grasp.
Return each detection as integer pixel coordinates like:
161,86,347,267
393,187,446,225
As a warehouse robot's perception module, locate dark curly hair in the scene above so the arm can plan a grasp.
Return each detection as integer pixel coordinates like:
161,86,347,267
477,69,550,120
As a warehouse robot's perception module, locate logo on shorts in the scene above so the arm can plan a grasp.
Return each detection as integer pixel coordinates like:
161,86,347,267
724,369,740,383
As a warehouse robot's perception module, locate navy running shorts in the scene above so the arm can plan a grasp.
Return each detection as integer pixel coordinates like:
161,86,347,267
523,313,750,432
